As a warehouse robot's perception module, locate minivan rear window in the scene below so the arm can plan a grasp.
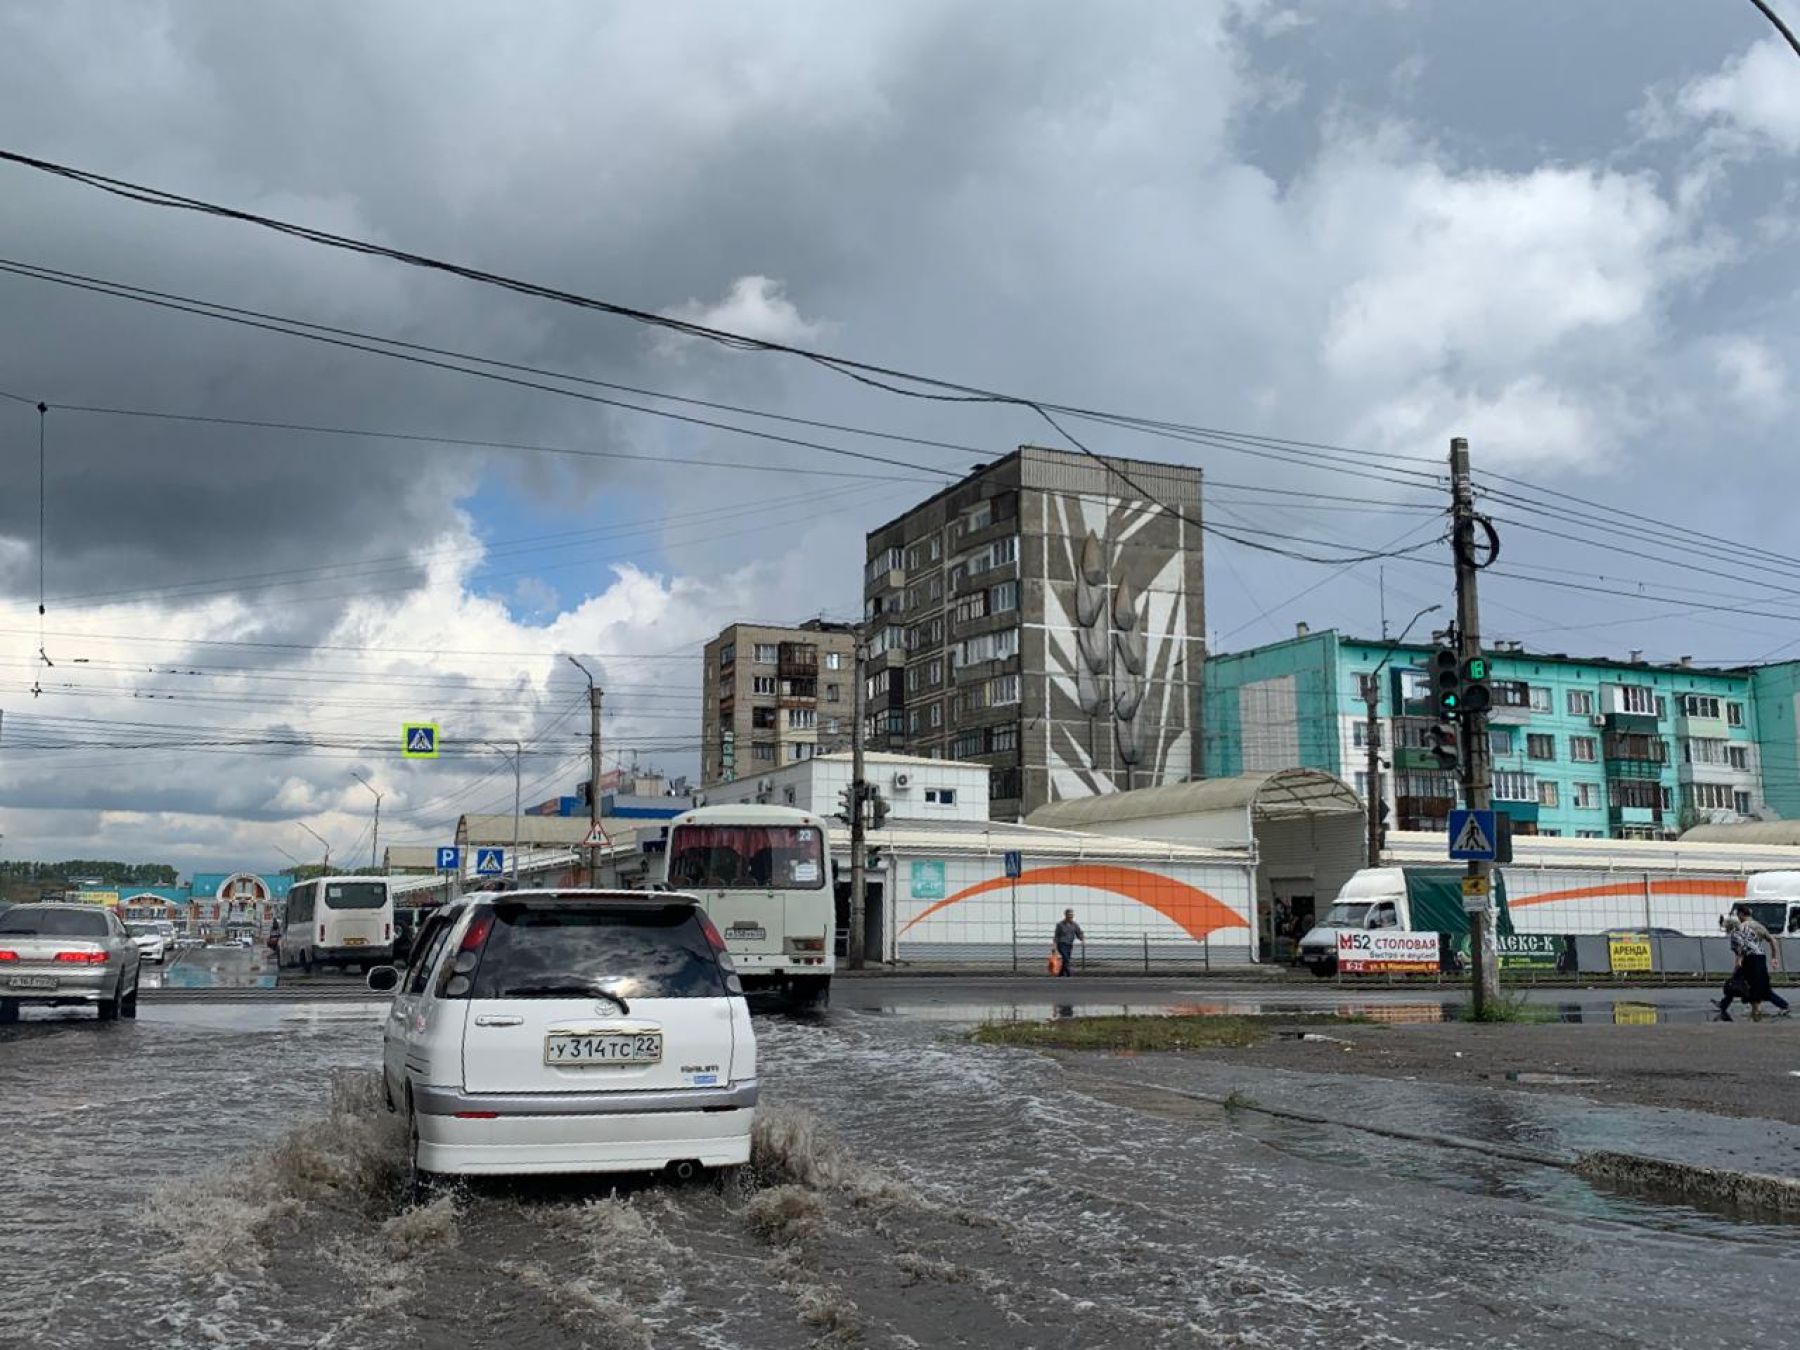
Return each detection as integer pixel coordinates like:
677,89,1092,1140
0,907,111,937
323,882,388,910
468,903,727,1000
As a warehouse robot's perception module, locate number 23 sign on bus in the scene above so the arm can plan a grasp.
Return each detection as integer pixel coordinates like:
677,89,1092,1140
1336,930,1440,974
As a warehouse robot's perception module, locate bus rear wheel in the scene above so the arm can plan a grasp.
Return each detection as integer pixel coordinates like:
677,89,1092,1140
786,975,830,1009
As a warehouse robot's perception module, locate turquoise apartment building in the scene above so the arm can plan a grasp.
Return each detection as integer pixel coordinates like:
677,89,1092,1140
1203,627,1800,839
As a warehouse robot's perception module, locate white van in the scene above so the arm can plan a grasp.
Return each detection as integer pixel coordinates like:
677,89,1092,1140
279,876,395,972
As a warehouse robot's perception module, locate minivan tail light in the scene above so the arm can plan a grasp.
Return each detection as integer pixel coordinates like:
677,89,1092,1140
319,924,326,943
459,911,494,953
384,922,391,941
697,911,729,953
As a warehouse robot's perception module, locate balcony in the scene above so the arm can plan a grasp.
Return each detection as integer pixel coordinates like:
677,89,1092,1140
1397,795,1455,831
1610,804,1665,828
1487,682,1534,725
1603,734,1668,775
777,643,819,679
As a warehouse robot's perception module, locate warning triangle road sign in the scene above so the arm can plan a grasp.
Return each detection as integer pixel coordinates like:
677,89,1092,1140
1451,813,1493,857
582,822,609,848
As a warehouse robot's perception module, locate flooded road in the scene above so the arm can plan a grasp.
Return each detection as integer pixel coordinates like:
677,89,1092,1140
3,989,1795,1349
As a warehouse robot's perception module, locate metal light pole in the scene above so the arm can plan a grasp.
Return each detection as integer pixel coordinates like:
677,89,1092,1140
567,656,604,885
297,822,331,876
350,771,383,872
482,741,524,881
849,630,869,970
1361,604,1443,866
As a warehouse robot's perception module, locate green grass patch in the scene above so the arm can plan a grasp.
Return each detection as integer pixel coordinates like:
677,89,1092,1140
1459,991,1555,1024
968,1012,1366,1052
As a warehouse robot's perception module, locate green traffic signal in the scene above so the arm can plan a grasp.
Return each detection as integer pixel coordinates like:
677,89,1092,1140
1463,655,1488,682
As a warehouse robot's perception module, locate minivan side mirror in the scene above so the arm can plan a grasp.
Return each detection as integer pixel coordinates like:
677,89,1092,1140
366,965,401,993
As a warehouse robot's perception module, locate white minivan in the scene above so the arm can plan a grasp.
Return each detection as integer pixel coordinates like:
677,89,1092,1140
279,876,395,972
368,889,756,1186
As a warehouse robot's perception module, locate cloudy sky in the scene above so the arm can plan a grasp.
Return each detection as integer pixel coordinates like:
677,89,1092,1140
1,0,1798,871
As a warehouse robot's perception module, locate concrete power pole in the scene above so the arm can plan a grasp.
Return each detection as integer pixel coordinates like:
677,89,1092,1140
1450,437,1500,1017
848,630,869,970
568,657,603,885
1361,675,1383,868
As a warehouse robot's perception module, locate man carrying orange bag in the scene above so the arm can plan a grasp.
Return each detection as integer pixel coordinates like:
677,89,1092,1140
1052,909,1084,978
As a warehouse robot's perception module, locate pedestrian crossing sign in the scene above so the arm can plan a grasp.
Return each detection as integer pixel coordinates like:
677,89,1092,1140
475,847,505,877
402,722,439,759
1447,808,1498,861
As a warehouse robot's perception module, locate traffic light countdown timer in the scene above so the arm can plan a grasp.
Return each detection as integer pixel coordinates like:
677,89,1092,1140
1427,646,1491,770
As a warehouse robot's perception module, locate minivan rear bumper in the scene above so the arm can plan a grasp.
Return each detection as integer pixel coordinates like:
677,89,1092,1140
413,1086,756,1175
416,1078,757,1117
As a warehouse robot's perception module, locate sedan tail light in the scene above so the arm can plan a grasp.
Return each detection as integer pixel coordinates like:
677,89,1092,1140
54,950,110,964
0,950,17,963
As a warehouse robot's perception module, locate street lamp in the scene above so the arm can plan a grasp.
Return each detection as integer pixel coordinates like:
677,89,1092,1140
1360,603,1444,866
350,771,383,873
481,741,524,881
297,822,332,877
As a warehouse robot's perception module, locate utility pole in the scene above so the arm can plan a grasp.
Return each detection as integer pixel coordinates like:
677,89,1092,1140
1361,675,1383,867
848,630,869,970
568,657,603,885
1450,436,1499,1016
351,771,382,872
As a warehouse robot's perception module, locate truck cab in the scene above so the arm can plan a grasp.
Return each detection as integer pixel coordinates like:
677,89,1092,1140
1296,868,1409,976
1741,872,1800,936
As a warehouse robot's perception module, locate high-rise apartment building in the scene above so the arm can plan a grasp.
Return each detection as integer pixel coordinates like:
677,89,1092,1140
862,445,1205,819
701,619,858,785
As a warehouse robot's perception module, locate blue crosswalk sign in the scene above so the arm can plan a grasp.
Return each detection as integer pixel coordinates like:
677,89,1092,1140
436,846,461,871
402,722,439,759
475,847,505,877
1003,850,1023,879
1448,809,1498,861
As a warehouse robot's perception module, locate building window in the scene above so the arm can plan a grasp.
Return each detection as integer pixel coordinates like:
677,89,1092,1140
929,659,943,687
824,718,841,734
825,652,842,670
825,683,840,703
929,536,942,561
1727,701,1745,727
1728,744,1750,770
1489,729,1513,756
752,707,777,730
1529,687,1552,713
986,674,1021,706
1685,782,1737,812
788,744,813,762
1527,734,1555,761
753,643,778,663
1683,738,1727,765
1539,829,1562,838
1681,694,1722,720
1570,737,1597,763
752,675,776,695
865,547,902,584
965,501,993,532
1352,722,1369,748
1619,685,1655,715
991,580,1020,614
719,643,736,667
1609,780,1662,810
959,629,1019,666
924,788,957,805
906,664,922,693
1537,781,1560,808
752,743,775,763
908,709,921,735
1735,790,1753,815
1573,782,1599,809
1567,689,1595,716
788,708,816,729
954,593,987,625
951,732,983,759
1493,771,1536,801
1354,771,1371,798
991,724,1018,753
929,702,943,728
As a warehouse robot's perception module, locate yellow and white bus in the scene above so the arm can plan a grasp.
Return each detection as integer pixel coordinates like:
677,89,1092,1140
661,805,834,1004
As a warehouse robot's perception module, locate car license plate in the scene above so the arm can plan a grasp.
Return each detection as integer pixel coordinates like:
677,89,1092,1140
344,937,367,946
6,975,56,990
544,1033,662,1066
724,924,766,942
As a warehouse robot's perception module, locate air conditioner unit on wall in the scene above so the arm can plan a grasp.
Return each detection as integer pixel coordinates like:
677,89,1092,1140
893,771,911,789
1590,715,1606,727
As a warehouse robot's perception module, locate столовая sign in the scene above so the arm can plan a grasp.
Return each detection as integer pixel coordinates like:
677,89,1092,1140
1336,930,1440,974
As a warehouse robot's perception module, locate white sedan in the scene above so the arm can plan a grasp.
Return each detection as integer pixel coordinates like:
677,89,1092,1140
125,922,168,964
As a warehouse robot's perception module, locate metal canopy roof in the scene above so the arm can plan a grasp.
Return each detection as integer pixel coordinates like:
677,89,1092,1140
1025,769,1362,830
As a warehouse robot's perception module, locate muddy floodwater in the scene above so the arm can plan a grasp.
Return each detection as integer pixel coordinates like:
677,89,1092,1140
2,996,1797,1349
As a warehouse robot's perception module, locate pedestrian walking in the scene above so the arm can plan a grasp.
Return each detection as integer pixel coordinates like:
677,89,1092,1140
1053,908,1085,978
1733,903,1791,1015
1718,916,1778,1021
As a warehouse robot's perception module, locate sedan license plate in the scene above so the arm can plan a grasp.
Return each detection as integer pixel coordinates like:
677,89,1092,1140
544,1033,662,1066
344,937,367,946
6,975,56,990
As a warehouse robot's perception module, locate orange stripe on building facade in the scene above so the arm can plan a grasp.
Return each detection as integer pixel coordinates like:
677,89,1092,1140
1509,878,1746,910
898,865,1249,943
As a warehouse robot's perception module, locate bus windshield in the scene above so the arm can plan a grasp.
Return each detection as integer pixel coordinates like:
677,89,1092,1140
322,881,388,910
668,825,825,890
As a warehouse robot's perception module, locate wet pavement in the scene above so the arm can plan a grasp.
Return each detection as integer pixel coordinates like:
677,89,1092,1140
5,966,1798,1348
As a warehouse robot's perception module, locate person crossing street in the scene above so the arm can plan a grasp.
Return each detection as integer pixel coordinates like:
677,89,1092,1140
1053,909,1085,978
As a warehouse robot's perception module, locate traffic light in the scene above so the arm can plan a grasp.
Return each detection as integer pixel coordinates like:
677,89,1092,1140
1432,647,1462,715
1427,719,1461,772
1376,798,1391,850
867,788,890,831
835,785,857,825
